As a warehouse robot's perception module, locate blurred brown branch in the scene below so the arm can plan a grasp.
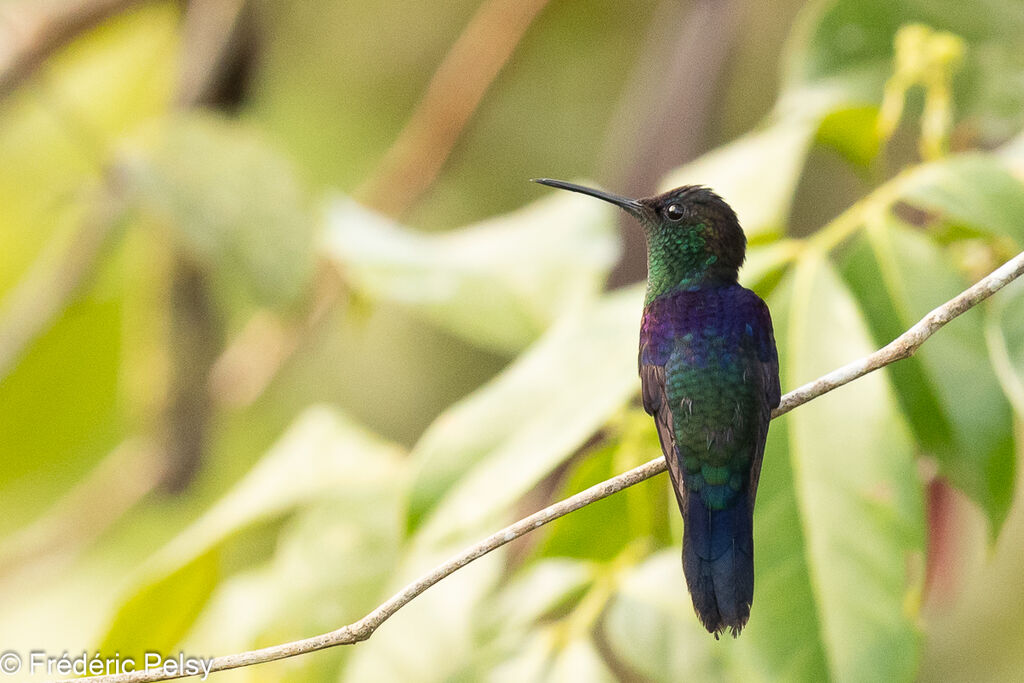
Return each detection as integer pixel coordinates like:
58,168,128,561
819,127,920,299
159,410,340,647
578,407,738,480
355,0,549,216
0,0,145,100
211,0,547,408
62,249,1024,683
175,0,248,108
208,262,342,409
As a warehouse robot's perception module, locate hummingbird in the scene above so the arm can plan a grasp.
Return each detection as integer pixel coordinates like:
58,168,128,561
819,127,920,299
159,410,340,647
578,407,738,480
533,178,780,637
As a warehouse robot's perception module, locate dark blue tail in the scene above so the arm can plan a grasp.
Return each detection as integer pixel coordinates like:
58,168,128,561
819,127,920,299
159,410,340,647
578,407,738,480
682,490,754,637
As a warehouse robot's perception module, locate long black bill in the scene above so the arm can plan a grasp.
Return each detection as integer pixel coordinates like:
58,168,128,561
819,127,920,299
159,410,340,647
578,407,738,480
532,178,643,217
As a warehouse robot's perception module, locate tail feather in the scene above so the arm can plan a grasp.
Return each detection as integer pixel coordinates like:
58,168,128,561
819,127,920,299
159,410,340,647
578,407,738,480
682,490,754,638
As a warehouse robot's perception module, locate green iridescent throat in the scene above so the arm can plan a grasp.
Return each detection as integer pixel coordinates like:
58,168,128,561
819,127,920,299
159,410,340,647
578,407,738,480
643,222,737,304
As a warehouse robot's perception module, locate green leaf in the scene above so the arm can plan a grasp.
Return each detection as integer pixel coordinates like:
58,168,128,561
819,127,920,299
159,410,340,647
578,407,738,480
99,549,220,657
985,278,1024,416
536,412,671,562
98,408,404,655
407,286,643,540
895,154,1024,245
120,113,318,307
487,559,594,635
535,441,634,562
660,120,817,239
475,559,596,680
782,0,1024,140
0,290,123,533
486,630,615,683
817,105,883,167
740,239,803,296
323,190,620,354
783,1,896,89
786,251,925,681
604,551,726,683
841,221,1015,532
0,3,177,292
545,637,616,683
181,491,404,682
487,630,559,683
0,2,177,533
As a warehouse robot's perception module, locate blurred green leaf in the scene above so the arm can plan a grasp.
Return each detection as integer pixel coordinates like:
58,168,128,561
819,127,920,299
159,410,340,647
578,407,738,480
740,239,803,296
786,251,925,681
0,2,178,532
181,491,404,682
487,630,558,683
895,153,1024,245
737,402,829,681
475,559,596,681
98,408,404,656
545,637,616,683
489,630,616,683
536,441,634,562
604,550,726,683
985,278,1024,416
407,286,642,541
661,119,817,239
120,113,318,307
842,220,1015,532
816,105,883,167
0,2,177,292
537,413,670,562
0,271,124,533
324,190,620,354
486,559,594,635
783,1,898,98
783,0,1024,140
99,548,220,657
839,235,950,445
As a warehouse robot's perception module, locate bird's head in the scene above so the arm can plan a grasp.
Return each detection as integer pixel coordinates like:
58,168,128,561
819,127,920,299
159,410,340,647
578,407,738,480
533,179,746,296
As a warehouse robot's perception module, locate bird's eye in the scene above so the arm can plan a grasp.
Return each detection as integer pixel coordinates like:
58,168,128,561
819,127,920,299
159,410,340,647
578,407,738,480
665,204,685,221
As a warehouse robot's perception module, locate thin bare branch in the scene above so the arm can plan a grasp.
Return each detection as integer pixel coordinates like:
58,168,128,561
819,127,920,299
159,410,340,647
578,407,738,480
772,248,1024,418
63,249,1024,682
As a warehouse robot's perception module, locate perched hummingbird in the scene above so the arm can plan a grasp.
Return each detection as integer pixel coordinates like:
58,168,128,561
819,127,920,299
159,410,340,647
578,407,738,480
533,179,780,637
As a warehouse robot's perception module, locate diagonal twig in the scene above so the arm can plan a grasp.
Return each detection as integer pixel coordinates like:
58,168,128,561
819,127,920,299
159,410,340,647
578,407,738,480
61,248,1024,682
209,0,547,408
355,0,549,216
0,0,145,101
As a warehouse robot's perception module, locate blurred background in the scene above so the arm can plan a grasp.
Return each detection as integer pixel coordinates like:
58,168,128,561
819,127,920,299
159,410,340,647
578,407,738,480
2,0,1024,680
